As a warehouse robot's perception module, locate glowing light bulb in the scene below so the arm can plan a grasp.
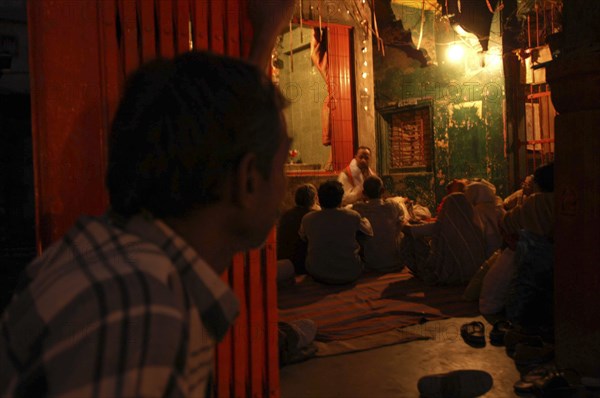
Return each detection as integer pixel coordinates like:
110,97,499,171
361,72,368,79
486,51,502,68
447,44,465,62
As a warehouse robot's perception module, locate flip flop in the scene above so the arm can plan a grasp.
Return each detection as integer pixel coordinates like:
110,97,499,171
460,321,486,347
489,320,512,346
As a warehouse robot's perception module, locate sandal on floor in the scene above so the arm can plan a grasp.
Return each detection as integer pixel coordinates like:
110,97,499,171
418,369,493,398
514,367,581,397
460,321,486,347
489,320,512,346
514,366,555,394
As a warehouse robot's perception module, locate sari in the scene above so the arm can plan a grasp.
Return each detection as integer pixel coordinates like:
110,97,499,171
405,193,487,285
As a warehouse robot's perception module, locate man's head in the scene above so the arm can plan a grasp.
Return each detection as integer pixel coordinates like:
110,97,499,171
295,184,318,209
533,162,554,193
446,179,467,194
522,174,535,196
318,180,344,209
106,51,289,249
363,175,384,200
354,146,372,171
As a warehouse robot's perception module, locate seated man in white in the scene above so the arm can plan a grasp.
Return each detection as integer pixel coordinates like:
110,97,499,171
338,146,376,206
300,180,373,284
352,176,406,273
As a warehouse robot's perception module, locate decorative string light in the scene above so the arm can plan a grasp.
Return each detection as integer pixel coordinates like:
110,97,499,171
290,0,375,113
358,2,371,113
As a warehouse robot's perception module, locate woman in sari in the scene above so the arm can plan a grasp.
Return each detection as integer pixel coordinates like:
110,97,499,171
402,192,487,285
464,181,506,258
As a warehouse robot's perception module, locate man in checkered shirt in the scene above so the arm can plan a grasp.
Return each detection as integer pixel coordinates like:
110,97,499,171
0,3,294,396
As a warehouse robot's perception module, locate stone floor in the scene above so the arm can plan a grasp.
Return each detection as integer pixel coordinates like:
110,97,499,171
280,316,526,397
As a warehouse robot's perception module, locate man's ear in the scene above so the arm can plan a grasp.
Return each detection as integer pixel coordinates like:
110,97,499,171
233,152,258,207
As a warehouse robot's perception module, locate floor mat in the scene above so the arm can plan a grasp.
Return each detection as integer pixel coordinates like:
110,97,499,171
278,270,478,356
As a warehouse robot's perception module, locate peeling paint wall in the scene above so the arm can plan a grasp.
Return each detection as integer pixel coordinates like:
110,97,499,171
374,3,507,212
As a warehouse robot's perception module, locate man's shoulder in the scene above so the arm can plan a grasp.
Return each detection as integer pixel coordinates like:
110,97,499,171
1,218,184,356
338,207,363,219
64,216,173,269
25,216,178,302
353,200,389,211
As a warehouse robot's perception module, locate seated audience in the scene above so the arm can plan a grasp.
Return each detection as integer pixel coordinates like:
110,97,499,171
277,184,319,275
503,174,534,210
300,180,373,284
402,192,487,285
338,146,376,206
464,181,506,257
352,176,406,273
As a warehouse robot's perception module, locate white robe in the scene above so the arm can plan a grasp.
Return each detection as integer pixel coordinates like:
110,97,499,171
337,158,375,206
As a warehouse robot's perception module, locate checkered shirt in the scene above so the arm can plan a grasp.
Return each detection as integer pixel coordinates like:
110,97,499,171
0,213,239,397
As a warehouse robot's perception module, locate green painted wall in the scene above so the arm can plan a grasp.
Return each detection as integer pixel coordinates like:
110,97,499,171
374,4,507,213
278,26,331,168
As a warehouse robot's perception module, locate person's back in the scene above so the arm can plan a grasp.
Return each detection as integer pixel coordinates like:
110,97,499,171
277,184,319,274
300,180,372,284
352,176,405,273
413,192,487,285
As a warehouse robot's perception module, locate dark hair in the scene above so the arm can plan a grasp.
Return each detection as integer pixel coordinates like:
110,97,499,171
294,184,317,208
363,175,383,199
534,162,554,193
106,51,287,218
318,180,344,209
356,146,371,155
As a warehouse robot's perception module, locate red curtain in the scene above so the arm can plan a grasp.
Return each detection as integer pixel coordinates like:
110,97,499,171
327,25,355,171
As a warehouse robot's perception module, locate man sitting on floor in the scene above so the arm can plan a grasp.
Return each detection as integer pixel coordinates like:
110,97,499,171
501,162,555,337
338,146,376,206
277,183,320,276
300,180,373,284
352,176,406,273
